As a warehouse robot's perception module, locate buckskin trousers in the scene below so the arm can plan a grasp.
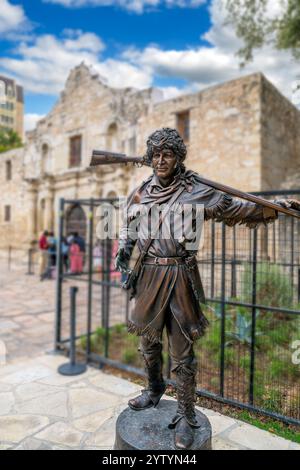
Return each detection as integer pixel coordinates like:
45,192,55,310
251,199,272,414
139,306,199,427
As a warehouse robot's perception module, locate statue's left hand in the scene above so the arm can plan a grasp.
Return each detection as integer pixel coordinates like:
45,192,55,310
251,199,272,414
276,198,300,211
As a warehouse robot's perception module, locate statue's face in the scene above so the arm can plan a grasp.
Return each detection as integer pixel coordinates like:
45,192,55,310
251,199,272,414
152,147,177,179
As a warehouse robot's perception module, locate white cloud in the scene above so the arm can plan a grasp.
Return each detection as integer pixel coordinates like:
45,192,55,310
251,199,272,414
1,0,298,106
24,113,45,131
122,0,299,100
44,0,205,14
94,59,152,88
0,0,28,35
0,30,153,93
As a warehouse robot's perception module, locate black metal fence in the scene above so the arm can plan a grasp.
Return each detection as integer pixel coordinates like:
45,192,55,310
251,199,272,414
55,191,300,426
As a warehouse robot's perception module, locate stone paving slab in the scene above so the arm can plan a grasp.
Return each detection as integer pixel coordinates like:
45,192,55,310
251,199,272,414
0,353,298,451
0,263,126,364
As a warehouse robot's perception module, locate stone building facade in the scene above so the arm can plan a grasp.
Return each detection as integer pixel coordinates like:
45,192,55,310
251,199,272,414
1,63,300,255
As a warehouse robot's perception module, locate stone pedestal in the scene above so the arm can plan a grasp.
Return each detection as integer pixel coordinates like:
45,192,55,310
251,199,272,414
114,399,212,450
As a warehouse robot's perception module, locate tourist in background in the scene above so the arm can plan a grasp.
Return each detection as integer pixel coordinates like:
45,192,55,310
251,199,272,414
69,238,83,274
38,230,48,280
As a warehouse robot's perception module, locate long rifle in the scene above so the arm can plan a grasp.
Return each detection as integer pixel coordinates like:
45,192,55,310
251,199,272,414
90,149,300,220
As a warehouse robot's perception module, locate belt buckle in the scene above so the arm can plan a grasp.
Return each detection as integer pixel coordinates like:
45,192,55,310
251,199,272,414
155,257,160,265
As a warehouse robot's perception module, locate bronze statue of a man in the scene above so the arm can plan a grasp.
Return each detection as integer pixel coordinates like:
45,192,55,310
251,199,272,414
115,127,299,449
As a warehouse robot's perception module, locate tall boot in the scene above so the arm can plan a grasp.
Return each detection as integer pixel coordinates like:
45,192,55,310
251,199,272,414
128,341,166,410
168,358,200,449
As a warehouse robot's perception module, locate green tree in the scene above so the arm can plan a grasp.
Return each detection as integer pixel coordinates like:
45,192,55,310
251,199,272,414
0,128,23,153
225,0,300,65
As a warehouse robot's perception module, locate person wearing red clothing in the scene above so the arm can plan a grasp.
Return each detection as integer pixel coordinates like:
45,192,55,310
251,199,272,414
39,230,49,278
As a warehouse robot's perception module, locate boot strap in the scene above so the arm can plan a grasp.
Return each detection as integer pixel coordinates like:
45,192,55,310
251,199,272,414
168,413,201,429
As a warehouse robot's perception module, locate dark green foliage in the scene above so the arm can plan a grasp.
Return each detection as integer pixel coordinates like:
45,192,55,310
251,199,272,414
0,128,22,153
225,0,300,63
242,262,295,310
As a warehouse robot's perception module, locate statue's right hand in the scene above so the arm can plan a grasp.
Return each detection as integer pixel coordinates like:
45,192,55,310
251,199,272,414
115,248,129,273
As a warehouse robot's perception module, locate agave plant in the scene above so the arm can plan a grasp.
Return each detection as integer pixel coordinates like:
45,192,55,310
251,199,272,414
226,310,261,347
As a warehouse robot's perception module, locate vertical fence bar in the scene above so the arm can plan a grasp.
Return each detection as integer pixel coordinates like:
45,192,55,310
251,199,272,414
231,225,236,298
8,245,11,271
104,238,112,358
290,217,294,295
249,228,258,405
55,198,64,349
86,199,94,359
272,220,276,263
70,286,78,366
298,269,300,303
26,248,33,275
101,238,106,329
220,222,226,397
211,221,215,298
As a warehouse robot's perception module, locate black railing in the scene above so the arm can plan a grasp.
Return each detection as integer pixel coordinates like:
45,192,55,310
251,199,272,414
55,191,300,426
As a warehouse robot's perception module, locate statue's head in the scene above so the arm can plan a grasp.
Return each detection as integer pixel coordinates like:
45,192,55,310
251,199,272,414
145,128,186,179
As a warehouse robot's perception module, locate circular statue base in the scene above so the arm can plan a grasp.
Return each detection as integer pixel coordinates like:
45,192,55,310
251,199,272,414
114,399,212,450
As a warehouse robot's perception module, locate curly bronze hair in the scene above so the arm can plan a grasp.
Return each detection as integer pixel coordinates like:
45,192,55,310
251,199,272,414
144,128,187,171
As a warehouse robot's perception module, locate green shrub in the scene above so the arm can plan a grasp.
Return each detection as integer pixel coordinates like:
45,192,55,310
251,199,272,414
261,389,283,413
239,355,251,370
113,323,126,334
122,348,138,364
242,262,295,310
95,327,106,338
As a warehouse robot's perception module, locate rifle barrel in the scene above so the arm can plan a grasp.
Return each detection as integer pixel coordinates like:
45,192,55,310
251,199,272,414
90,150,145,167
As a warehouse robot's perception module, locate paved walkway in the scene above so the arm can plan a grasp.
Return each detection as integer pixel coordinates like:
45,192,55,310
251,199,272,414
0,265,56,362
0,263,299,450
0,262,127,364
0,354,299,450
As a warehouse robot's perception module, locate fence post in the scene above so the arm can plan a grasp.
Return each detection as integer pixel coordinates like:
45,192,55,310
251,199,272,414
220,222,226,397
104,238,112,358
249,228,258,405
211,221,215,298
230,259,236,298
26,248,34,275
8,245,11,271
298,268,300,303
55,198,64,350
86,199,94,360
58,286,87,376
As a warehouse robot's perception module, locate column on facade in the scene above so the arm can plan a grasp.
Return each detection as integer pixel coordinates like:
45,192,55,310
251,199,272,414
44,190,54,232
26,182,38,244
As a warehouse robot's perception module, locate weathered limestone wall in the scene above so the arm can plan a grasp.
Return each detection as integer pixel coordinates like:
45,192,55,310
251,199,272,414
260,76,300,190
1,65,300,254
0,148,28,251
135,74,263,194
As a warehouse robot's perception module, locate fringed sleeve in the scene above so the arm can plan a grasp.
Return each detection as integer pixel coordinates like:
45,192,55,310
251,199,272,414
205,192,278,228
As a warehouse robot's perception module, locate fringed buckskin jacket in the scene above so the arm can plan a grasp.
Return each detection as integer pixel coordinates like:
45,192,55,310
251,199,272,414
119,167,277,344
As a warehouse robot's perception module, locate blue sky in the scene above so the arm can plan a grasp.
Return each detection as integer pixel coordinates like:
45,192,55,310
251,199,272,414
0,0,298,130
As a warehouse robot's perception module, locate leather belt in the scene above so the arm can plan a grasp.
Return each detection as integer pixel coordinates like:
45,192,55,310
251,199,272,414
143,256,185,266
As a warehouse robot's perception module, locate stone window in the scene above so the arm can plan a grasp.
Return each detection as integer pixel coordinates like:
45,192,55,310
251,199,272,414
106,123,118,152
41,143,50,174
176,110,190,143
4,205,11,222
69,135,82,168
5,161,12,180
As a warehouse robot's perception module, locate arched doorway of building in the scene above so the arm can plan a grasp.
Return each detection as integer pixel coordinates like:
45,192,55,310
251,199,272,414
66,204,87,239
